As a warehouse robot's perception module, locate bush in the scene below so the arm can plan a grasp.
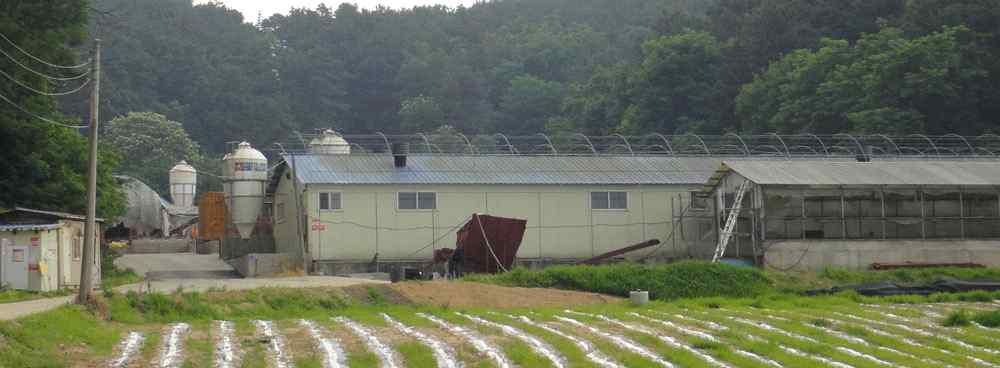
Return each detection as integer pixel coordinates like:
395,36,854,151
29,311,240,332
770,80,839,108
942,310,971,327
973,310,1000,328
465,261,772,301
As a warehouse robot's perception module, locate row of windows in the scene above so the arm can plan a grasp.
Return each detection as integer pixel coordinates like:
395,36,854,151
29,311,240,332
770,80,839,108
313,191,631,211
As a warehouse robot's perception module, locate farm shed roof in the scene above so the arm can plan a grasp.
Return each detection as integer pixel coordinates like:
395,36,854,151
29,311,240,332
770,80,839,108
0,223,61,231
719,159,1000,186
274,155,723,186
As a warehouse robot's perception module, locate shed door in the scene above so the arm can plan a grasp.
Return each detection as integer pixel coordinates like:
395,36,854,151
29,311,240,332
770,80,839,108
3,244,29,290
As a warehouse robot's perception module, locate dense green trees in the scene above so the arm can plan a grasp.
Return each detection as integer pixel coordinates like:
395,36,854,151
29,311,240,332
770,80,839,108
1,0,124,218
103,112,203,194
50,0,1000,159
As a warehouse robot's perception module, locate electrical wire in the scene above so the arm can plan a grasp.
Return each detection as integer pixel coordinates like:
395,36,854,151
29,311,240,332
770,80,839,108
0,46,90,81
476,214,508,272
403,214,474,257
0,68,91,96
0,91,88,129
0,31,91,70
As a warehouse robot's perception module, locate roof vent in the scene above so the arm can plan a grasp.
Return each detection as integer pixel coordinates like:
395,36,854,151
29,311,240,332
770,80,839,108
392,143,409,168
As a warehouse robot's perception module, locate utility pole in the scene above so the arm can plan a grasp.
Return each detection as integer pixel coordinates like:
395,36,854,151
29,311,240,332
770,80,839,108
78,39,101,303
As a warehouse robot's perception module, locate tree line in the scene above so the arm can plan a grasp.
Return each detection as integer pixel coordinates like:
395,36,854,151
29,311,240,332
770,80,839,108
4,0,1000,217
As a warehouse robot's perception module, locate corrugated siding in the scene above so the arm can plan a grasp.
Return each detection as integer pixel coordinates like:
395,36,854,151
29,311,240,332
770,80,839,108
724,160,1000,186
287,155,722,185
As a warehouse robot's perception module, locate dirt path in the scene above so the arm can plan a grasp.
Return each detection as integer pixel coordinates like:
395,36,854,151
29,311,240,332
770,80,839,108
0,295,74,321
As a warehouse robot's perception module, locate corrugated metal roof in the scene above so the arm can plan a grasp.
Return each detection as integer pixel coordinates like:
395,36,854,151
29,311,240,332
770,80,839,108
282,155,723,185
0,223,60,231
722,160,1000,186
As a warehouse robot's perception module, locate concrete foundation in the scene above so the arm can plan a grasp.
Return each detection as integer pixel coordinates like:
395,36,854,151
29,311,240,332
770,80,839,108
228,253,299,278
764,239,1000,271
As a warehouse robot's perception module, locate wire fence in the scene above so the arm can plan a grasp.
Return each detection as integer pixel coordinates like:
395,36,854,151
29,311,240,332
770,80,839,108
264,131,1000,159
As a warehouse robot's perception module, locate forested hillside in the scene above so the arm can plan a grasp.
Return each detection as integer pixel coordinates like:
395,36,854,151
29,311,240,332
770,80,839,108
58,0,1000,155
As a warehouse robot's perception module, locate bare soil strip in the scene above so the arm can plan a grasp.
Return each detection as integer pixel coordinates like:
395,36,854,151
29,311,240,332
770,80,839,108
513,315,625,368
214,321,240,368
568,310,731,368
632,313,782,368
419,312,513,368
300,319,348,368
253,320,293,368
110,331,145,368
382,314,461,368
459,312,567,368
333,316,402,368
555,315,675,368
157,323,190,368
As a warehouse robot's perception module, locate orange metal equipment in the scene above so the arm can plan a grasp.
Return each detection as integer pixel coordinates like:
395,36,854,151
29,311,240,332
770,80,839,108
198,192,226,241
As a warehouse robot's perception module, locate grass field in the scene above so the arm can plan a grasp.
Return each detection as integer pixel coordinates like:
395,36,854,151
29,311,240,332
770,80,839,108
2,284,999,368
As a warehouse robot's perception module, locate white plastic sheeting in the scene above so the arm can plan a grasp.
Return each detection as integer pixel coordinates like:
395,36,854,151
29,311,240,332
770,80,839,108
333,317,401,368
513,315,624,368
158,323,190,368
459,312,566,368
110,331,144,368
679,312,854,368
727,316,890,366
214,321,240,368
254,320,293,368
630,313,781,368
419,313,512,368
300,320,347,368
567,311,730,368
555,315,675,368
382,314,462,368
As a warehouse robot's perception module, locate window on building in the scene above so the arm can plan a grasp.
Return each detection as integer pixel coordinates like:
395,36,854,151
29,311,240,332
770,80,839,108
72,232,81,261
319,192,342,211
689,192,709,209
399,192,436,210
591,191,628,210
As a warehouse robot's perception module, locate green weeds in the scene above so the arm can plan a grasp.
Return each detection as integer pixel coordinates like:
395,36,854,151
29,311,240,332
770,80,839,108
465,261,772,301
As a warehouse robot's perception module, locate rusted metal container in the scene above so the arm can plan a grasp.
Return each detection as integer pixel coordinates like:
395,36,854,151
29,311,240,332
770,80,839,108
198,192,226,241
454,214,527,274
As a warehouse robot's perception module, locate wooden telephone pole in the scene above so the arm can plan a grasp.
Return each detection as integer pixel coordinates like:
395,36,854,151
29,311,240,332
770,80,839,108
78,39,101,303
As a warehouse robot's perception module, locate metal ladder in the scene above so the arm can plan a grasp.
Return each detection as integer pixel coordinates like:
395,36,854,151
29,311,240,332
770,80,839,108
712,180,749,262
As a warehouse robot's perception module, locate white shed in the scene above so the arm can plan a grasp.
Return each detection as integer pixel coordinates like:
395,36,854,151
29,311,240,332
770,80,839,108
267,153,721,274
0,208,102,291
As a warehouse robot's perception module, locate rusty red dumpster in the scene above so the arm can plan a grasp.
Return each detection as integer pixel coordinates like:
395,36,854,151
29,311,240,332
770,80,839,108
454,214,527,274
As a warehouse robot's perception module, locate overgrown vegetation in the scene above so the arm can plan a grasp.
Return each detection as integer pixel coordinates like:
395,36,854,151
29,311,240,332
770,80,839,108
973,309,1000,328
100,248,142,289
767,266,1000,292
464,261,772,301
942,310,971,326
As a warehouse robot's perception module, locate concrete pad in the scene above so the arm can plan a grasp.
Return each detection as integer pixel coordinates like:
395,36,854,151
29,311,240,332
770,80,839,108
115,253,237,279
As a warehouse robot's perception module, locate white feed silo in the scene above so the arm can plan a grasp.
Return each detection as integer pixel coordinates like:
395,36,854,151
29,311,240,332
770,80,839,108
222,142,268,239
168,160,197,207
309,129,351,154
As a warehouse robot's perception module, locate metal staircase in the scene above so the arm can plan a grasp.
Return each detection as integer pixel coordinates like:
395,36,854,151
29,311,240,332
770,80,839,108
712,180,749,262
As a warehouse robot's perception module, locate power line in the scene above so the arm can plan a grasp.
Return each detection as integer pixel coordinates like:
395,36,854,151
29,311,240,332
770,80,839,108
0,31,91,70
0,91,87,129
0,45,90,81
0,68,91,96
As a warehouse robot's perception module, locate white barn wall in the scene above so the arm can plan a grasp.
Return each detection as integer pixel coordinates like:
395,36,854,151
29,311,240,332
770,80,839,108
272,180,702,263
